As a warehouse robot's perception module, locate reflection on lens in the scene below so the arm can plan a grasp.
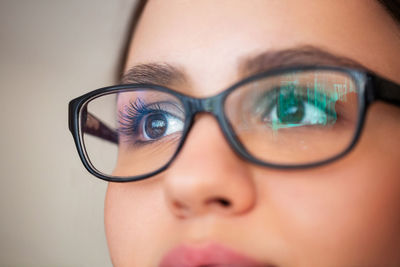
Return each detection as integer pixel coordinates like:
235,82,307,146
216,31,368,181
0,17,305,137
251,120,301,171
225,70,360,165
80,89,185,179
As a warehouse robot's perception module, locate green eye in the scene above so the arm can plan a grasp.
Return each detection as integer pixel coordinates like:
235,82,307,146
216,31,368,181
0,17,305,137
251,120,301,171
255,84,338,130
276,84,305,124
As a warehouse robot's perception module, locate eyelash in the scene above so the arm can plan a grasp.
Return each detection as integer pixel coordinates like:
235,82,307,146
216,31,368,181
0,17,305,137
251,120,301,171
117,98,163,139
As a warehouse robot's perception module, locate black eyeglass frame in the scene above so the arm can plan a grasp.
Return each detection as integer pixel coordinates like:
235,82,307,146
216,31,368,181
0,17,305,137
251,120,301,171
69,66,400,182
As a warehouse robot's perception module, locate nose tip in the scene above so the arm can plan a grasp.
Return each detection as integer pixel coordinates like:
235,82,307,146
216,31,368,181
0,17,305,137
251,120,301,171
162,115,256,219
166,178,255,219
169,196,232,218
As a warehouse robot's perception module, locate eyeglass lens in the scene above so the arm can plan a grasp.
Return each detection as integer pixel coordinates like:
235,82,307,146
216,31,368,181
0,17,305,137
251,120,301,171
225,70,360,165
80,69,360,179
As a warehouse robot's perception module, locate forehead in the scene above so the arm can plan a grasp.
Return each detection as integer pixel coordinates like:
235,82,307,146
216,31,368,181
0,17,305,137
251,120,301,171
126,0,400,95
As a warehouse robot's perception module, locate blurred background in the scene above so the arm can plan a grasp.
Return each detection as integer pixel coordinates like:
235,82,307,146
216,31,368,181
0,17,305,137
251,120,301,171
0,0,138,265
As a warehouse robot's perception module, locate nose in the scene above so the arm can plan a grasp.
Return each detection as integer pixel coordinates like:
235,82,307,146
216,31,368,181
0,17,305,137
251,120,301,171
163,115,257,219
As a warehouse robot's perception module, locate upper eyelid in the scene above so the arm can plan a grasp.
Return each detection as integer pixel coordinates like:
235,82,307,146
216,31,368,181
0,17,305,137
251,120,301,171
118,99,184,131
256,86,336,104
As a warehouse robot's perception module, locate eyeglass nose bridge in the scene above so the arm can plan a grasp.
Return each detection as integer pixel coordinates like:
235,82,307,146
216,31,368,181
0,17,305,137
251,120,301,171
187,94,224,116
184,93,246,166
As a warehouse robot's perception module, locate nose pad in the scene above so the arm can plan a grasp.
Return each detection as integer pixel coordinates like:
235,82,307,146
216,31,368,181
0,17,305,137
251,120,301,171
163,114,257,219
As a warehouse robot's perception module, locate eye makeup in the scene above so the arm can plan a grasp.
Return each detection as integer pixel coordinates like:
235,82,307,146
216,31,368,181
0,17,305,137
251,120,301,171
117,97,185,147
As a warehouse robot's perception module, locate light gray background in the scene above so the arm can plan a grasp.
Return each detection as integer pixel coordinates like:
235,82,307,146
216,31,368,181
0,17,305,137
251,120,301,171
0,0,138,265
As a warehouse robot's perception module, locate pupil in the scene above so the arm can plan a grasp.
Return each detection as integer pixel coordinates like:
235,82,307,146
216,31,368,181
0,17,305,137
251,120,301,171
277,87,305,124
144,114,167,139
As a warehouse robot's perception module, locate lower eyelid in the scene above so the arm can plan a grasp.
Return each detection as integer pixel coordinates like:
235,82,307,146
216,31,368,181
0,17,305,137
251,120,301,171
119,112,184,142
129,132,182,148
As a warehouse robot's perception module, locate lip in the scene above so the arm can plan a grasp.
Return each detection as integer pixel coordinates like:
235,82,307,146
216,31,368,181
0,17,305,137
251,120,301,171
159,243,272,267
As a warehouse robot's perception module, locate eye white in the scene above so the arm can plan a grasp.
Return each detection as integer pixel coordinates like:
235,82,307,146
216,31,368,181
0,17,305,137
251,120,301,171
269,102,328,125
164,115,184,135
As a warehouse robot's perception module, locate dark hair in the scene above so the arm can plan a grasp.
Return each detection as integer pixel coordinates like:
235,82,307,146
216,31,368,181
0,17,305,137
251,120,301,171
117,0,148,78
118,0,400,78
379,0,400,24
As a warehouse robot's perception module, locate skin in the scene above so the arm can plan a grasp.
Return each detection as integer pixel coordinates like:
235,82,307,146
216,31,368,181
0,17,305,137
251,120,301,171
105,0,400,266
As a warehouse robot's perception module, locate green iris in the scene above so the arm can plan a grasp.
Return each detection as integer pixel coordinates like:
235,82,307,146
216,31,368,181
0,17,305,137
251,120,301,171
254,83,339,130
277,84,305,124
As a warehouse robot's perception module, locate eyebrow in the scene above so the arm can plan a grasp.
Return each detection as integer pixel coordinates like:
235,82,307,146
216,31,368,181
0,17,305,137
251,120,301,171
121,62,187,86
121,45,366,86
238,45,365,76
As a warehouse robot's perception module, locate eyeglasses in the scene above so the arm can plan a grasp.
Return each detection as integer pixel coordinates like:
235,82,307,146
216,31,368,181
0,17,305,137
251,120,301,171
69,66,400,182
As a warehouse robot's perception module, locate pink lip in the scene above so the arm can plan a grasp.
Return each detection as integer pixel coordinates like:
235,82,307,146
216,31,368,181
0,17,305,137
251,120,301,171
159,243,272,267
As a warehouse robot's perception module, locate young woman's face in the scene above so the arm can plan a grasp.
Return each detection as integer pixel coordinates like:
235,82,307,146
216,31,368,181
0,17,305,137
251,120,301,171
105,1,400,266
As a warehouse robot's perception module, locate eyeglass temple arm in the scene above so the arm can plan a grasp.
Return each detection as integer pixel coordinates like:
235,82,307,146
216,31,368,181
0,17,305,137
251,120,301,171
81,106,118,144
370,75,400,106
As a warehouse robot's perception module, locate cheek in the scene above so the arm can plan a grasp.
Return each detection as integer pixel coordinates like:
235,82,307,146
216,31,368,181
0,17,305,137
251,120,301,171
254,104,400,265
273,167,400,264
104,180,171,266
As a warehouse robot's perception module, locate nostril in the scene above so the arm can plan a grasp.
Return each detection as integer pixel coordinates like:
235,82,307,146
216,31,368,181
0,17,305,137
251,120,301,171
207,197,231,208
218,198,231,207
173,200,187,210
172,200,191,218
